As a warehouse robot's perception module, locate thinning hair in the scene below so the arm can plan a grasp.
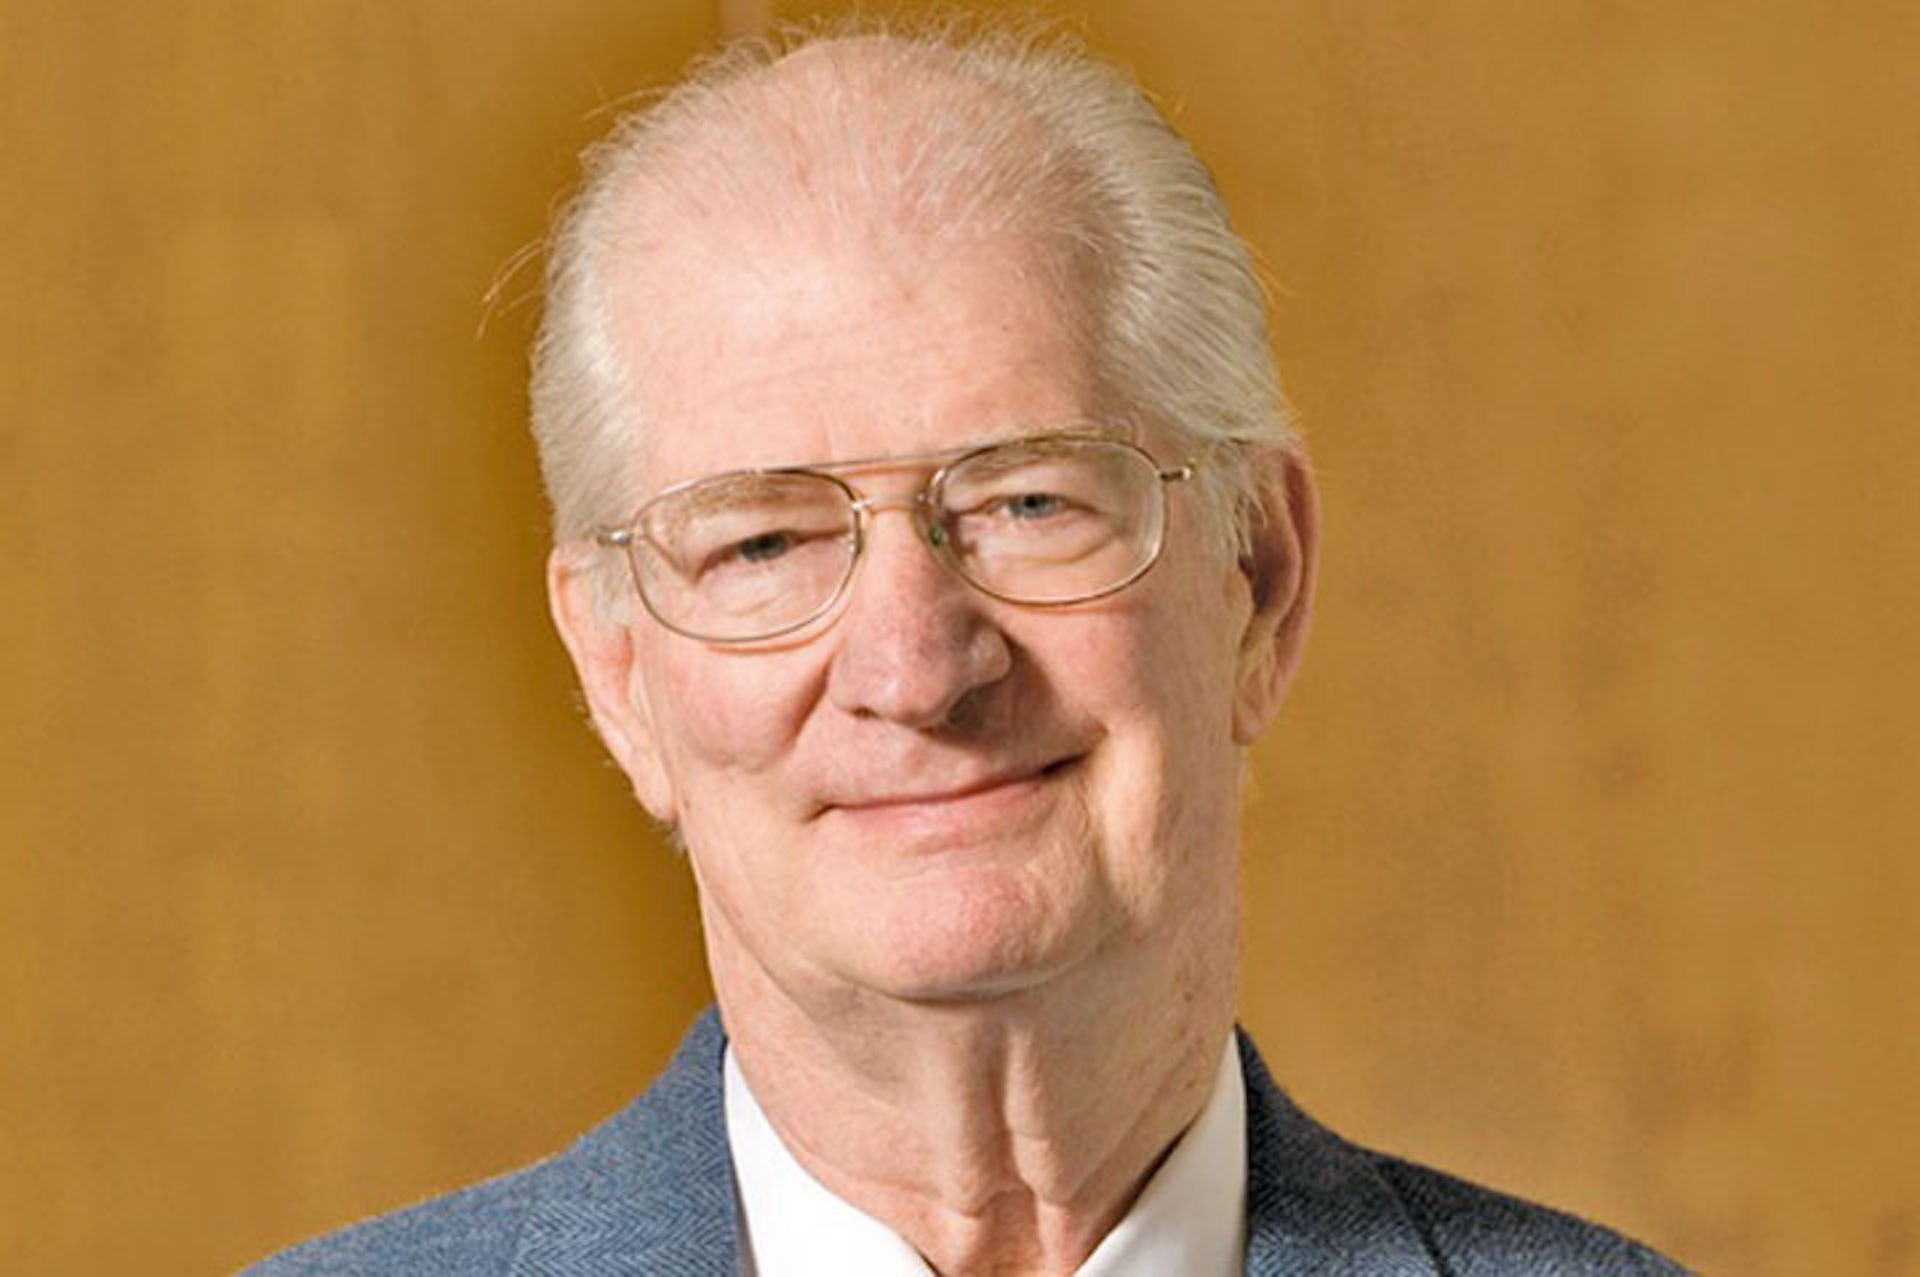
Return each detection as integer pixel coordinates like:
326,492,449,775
529,17,1298,564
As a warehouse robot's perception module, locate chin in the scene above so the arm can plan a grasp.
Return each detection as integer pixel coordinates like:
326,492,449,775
844,875,1101,1006
863,960,1068,1008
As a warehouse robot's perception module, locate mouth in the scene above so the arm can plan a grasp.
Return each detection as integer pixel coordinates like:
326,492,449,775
823,754,1083,820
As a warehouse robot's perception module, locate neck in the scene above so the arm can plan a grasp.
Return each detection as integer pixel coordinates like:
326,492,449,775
712,927,1238,1276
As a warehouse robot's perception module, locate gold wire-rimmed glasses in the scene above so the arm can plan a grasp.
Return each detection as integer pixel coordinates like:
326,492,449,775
596,432,1196,644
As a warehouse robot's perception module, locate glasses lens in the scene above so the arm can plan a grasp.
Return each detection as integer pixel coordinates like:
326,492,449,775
629,472,856,640
934,437,1167,604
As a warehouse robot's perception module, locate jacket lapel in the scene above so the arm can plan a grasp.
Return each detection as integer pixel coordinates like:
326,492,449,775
502,1013,1441,1276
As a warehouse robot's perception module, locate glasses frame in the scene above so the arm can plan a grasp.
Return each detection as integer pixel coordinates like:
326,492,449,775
596,431,1197,645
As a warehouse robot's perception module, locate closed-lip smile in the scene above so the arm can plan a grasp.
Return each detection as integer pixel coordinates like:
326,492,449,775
823,755,1082,816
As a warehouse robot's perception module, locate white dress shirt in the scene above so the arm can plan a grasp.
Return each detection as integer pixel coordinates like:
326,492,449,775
725,1039,1247,1277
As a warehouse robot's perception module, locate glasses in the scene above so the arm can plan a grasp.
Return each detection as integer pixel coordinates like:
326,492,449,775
597,432,1196,644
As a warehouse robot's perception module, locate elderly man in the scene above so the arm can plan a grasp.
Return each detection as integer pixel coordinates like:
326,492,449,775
252,22,1683,1277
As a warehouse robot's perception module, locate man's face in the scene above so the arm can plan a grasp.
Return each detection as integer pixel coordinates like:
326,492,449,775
559,226,1301,1011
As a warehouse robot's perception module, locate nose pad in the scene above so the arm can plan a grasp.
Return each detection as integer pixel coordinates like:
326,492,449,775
847,492,974,602
827,499,1011,729
854,492,952,562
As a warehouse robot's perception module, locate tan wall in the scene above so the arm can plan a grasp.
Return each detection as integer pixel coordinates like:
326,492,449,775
3,2,1912,1273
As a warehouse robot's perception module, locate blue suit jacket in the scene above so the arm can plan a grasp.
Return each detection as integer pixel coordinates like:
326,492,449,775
247,1009,1684,1275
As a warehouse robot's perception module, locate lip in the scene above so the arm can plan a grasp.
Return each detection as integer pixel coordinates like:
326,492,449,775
821,755,1081,818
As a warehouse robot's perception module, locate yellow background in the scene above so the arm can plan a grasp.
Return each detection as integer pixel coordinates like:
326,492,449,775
3,2,1914,1273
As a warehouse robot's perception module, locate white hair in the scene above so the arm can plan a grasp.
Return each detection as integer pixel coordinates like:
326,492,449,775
529,17,1299,564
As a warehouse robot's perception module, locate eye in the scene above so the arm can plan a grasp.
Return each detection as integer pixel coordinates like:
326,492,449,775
997,491,1067,520
697,524,841,580
732,530,796,564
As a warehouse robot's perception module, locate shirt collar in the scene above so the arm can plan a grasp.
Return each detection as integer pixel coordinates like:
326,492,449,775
725,1038,1246,1277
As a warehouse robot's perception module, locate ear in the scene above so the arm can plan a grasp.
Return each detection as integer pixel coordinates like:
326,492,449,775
1232,452,1319,744
547,545,680,823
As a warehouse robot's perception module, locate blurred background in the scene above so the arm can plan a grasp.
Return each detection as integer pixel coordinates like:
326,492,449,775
3,1,1914,1272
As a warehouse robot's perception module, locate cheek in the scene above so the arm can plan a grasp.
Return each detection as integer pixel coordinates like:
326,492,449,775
1066,604,1241,836
1135,580,1248,742
647,646,818,784
1119,578,1250,834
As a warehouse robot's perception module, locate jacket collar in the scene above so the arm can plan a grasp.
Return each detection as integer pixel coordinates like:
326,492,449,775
509,1008,740,1276
508,1010,1438,1276
1237,1032,1440,1275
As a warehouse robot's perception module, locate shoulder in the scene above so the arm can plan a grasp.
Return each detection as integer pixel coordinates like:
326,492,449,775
1235,1030,1689,1275
1365,1151,1689,1275
241,1165,548,1277
241,1010,734,1277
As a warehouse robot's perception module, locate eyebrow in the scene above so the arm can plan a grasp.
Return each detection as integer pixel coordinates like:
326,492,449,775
752,422,1137,479
614,424,1149,532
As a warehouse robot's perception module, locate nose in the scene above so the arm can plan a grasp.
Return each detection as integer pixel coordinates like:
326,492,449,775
825,502,1012,730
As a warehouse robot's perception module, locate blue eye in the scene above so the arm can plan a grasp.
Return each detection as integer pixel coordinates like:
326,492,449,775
733,531,793,563
1002,492,1064,519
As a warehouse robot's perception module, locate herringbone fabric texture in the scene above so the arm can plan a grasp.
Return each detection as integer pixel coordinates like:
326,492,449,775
246,1009,1684,1275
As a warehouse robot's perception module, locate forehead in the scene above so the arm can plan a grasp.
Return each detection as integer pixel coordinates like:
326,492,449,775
604,225,1108,493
